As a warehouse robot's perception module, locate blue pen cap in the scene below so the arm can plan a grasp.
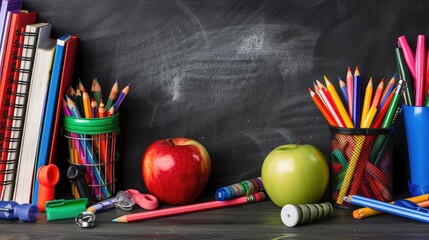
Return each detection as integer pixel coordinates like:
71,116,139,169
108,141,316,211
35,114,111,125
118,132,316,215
215,188,231,201
17,204,39,222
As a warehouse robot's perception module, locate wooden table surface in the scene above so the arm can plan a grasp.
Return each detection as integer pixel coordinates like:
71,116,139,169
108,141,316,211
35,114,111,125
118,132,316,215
1,197,429,239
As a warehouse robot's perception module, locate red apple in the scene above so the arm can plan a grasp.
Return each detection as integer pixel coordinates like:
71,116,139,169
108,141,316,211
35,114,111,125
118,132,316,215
142,138,211,205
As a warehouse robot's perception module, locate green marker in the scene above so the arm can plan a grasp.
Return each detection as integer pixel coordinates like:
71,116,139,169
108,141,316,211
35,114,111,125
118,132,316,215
382,78,406,128
395,48,413,106
369,79,406,164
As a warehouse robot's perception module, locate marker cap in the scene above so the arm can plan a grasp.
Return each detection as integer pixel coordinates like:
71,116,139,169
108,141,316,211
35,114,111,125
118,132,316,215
215,188,231,201
281,204,301,227
17,204,39,222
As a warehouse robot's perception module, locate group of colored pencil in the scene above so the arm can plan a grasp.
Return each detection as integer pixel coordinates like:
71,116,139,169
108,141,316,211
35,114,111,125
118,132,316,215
64,78,131,119
309,67,405,129
309,67,407,206
62,78,131,200
396,35,429,107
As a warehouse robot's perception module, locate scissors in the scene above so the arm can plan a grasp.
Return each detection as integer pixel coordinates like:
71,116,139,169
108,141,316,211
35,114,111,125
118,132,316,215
125,189,159,211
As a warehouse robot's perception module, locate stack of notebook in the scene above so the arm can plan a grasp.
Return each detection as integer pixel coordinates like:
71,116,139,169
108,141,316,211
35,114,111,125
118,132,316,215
0,0,79,204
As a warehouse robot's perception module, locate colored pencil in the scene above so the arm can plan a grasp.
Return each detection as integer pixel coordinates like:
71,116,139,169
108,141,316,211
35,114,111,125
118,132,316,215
379,76,395,110
352,67,360,127
316,80,345,127
338,77,348,104
92,78,103,105
105,79,119,112
345,195,429,223
372,91,394,128
353,194,429,219
362,80,383,128
78,78,86,92
360,77,373,128
309,88,336,126
91,97,98,118
112,82,131,114
324,76,354,128
82,90,92,118
112,192,266,223
346,66,353,117
75,88,84,116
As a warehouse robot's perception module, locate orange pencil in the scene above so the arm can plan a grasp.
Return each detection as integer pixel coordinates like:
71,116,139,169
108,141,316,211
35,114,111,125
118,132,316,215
316,80,346,127
371,91,394,128
362,80,384,128
309,88,336,126
98,101,110,183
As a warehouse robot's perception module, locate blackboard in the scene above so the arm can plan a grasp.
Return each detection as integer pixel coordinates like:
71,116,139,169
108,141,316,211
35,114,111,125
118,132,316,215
23,0,424,195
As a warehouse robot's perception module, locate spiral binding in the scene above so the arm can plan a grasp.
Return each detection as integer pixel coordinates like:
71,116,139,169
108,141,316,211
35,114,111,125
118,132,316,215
0,29,38,186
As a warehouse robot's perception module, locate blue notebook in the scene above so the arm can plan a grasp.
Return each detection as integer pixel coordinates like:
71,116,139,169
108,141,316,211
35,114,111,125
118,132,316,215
31,34,71,204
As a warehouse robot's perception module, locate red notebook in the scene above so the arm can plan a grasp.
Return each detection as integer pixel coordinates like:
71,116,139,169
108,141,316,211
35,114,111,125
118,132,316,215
47,36,78,164
0,11,36,196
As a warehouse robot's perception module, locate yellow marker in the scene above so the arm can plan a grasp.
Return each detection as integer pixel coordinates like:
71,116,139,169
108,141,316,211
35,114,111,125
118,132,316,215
323,76,354,128
360,78,373,127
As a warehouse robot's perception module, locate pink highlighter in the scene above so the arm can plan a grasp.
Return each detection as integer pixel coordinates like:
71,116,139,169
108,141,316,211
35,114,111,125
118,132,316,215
37,164,60,211
415,35,426,106
398,36,416,82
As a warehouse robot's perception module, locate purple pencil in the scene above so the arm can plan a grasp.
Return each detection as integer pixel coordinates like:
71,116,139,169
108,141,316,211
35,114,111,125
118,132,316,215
112,82,131,114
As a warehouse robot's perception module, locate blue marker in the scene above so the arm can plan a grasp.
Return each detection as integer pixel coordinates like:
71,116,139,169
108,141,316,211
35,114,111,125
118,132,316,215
0,201,38,222
344,195,429,223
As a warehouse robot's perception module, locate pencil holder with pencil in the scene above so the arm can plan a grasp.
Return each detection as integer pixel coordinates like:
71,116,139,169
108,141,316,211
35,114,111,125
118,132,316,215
329,126,394,208
62,113,119,201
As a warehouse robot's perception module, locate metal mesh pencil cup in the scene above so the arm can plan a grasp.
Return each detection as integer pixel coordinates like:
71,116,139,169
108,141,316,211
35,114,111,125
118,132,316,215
63,113,119,201
329,126,394,208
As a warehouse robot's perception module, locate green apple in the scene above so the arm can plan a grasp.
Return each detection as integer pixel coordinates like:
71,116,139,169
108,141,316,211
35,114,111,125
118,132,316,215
261,144,329,207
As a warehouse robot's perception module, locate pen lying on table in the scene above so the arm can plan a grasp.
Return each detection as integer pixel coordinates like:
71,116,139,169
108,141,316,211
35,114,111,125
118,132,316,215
344,195,429,223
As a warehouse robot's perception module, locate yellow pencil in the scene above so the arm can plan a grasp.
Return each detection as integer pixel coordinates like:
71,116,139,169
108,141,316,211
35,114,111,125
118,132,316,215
82,90,91,118
362,80,384,128
360,78,373,127
324,76,354,128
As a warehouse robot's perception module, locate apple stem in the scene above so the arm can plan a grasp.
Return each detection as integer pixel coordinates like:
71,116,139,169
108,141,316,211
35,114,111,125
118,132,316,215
295,136,302,147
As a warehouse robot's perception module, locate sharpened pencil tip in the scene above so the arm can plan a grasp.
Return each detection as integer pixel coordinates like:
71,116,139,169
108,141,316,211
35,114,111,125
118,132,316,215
112,218,118,222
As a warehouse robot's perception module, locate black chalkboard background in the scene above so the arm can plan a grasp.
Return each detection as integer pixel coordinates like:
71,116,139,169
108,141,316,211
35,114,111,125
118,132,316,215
23,0,426,197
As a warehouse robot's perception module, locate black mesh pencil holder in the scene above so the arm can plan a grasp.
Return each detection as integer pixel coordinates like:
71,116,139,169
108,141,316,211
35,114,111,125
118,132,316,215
329,126,394,209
